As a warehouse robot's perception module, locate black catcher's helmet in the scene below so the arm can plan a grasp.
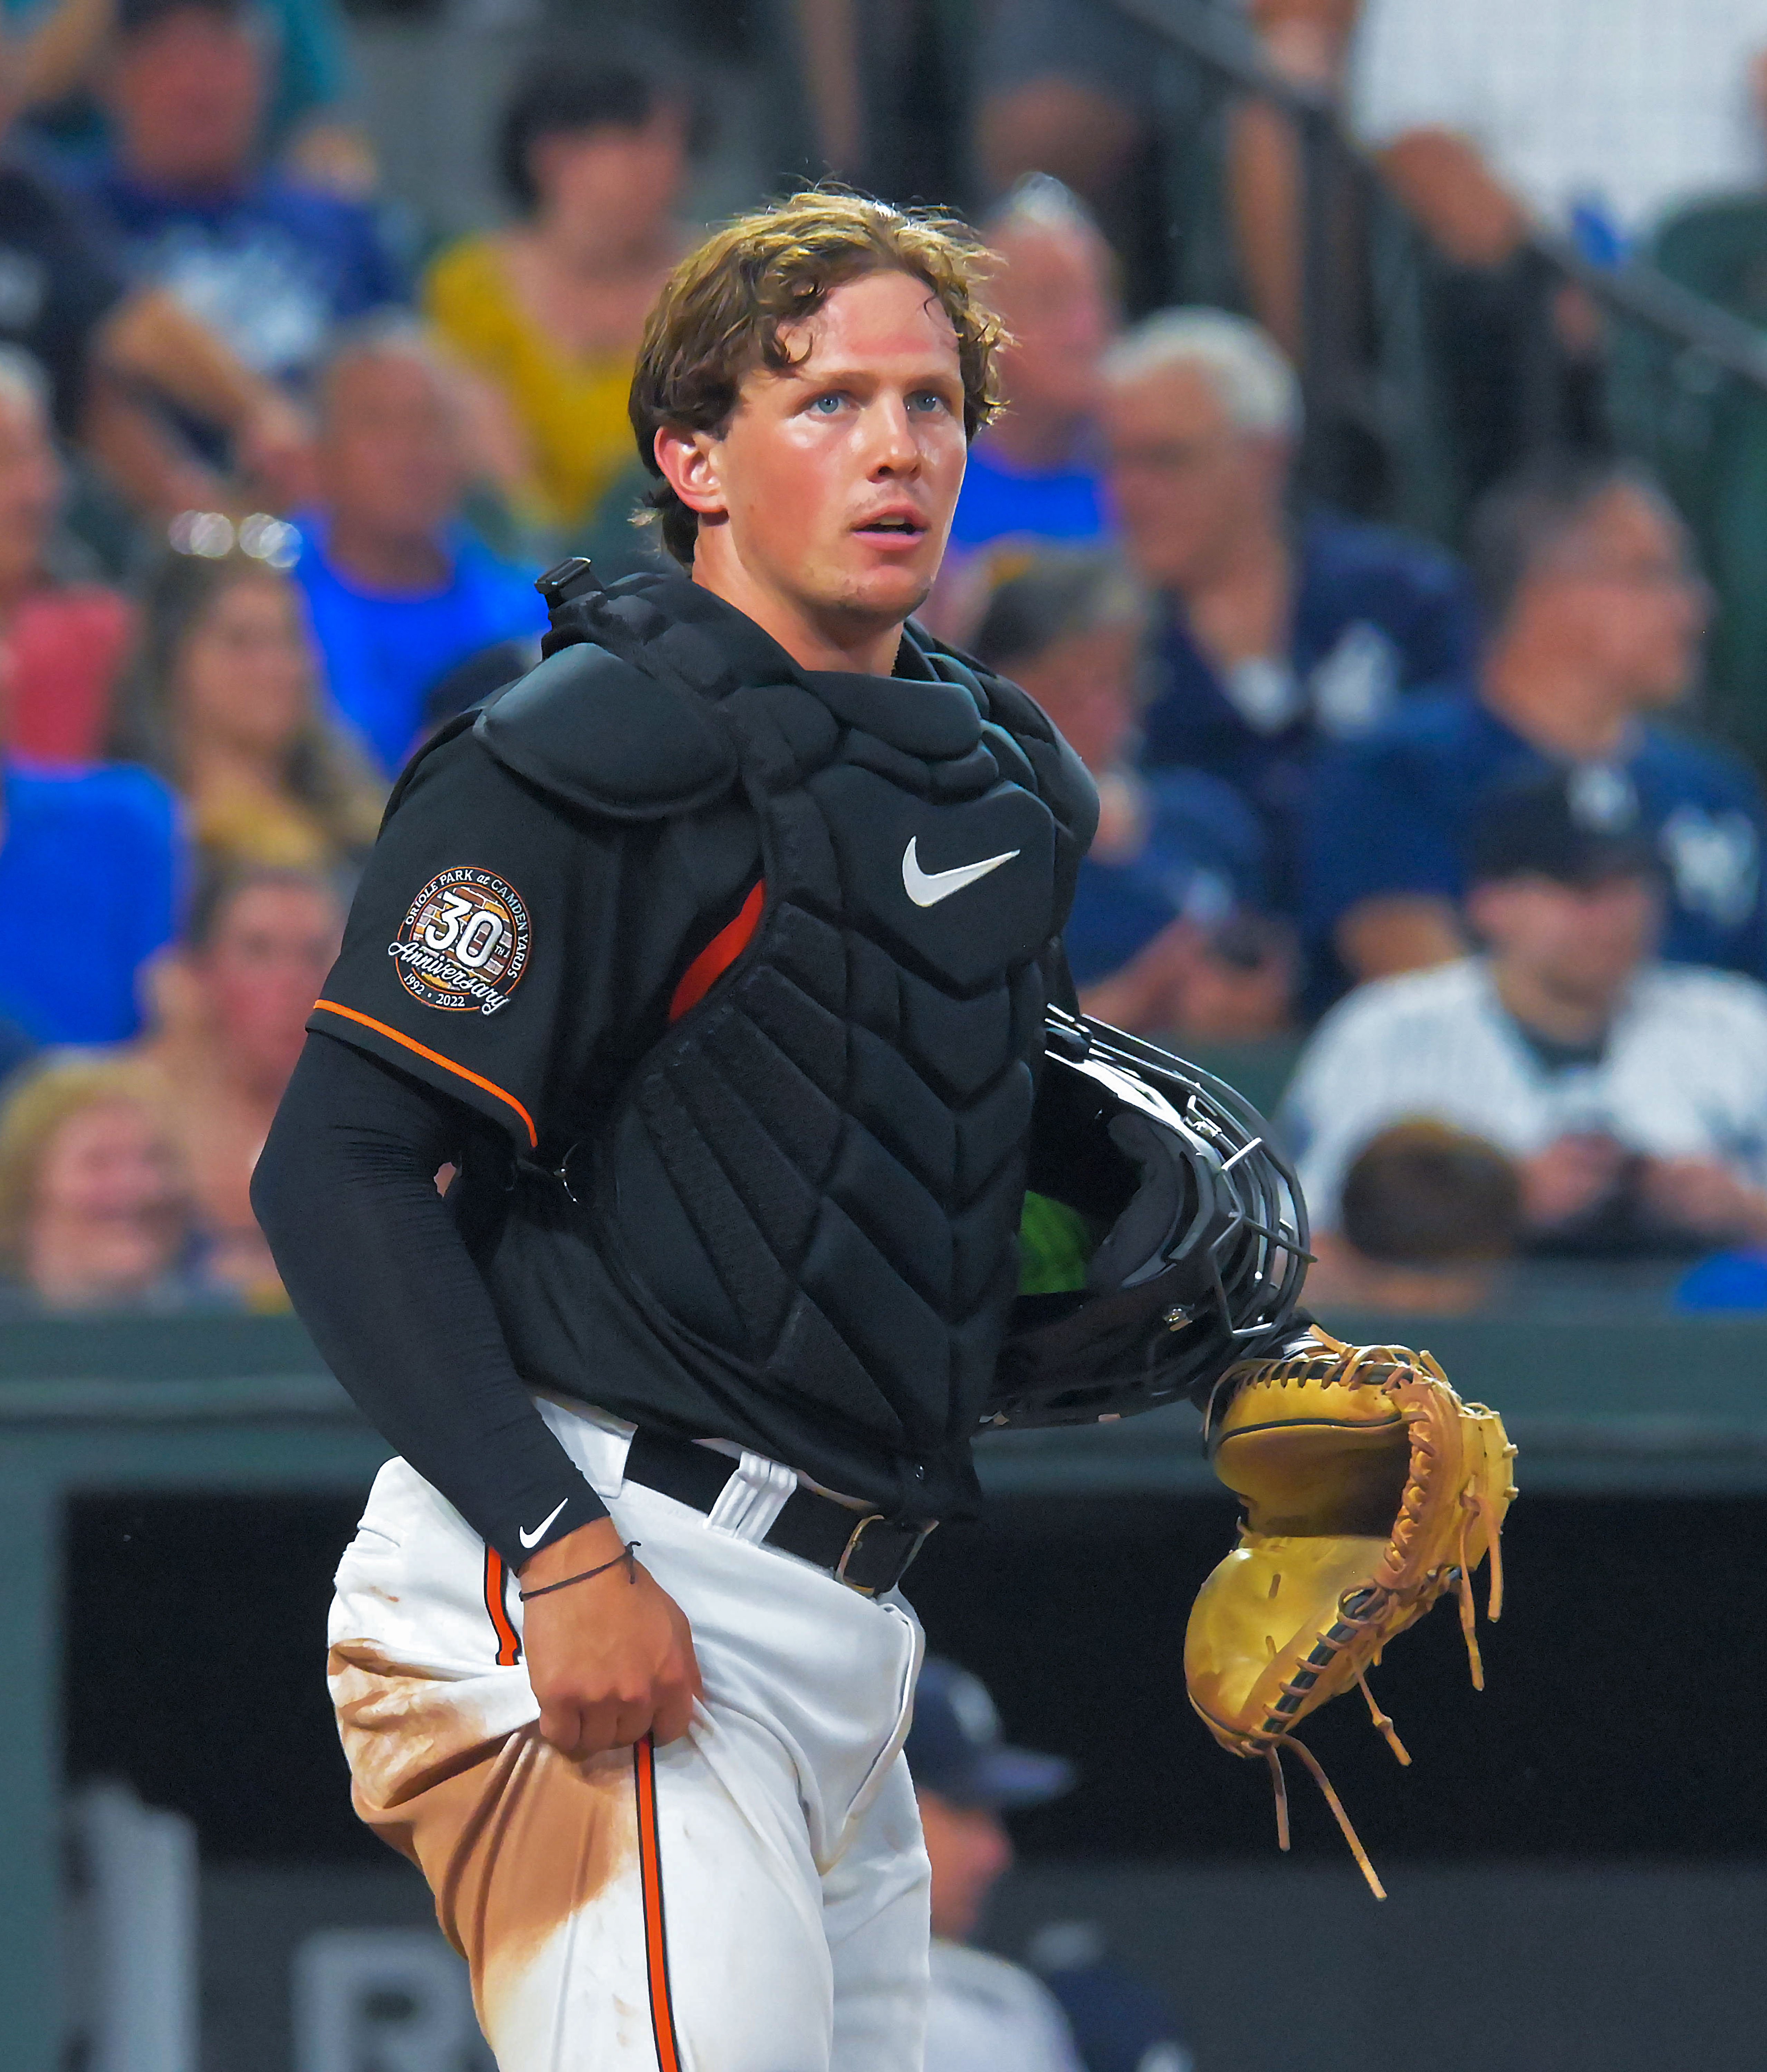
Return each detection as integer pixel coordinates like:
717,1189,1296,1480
985,1008,1310,1430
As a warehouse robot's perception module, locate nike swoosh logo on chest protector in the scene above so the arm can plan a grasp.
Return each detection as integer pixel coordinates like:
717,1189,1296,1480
902,836,1021,906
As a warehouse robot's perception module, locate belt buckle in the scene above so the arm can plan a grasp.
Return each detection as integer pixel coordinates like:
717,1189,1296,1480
834,1514,936,1596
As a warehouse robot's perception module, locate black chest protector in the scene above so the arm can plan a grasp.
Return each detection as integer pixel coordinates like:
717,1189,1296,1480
473,572,1096,1471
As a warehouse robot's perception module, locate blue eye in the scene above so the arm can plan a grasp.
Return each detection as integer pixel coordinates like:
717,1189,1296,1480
811,393,846,414
908,391,948,414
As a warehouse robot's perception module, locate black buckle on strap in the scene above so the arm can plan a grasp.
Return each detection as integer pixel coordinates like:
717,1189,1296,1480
833,1513,937,1596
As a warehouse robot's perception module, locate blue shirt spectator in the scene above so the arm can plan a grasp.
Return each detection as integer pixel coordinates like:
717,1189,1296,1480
296,516,542,775
70,0,403,393
1099,311,1474,907
293,321,546,775
1063,767,1267,987
1308,457,1766,996
1141,510,1475,844
1306,688,1767,981
0,762,182,1043
77,165,403,390
947,178,1116,560
971,547,1294,1042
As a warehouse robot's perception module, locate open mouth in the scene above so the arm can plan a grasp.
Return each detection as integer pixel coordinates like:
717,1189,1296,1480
854,515,928,541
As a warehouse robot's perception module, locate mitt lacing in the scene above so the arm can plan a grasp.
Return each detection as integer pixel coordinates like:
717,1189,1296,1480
1265,1738,1387,1902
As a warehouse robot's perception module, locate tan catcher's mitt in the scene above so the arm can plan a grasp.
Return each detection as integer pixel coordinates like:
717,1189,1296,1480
1184,1327,1517,1897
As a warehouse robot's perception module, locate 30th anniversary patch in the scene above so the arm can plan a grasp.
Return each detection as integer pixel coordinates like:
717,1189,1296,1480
390,867,530,1014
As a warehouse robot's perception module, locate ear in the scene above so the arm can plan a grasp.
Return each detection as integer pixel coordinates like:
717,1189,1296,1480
1463,882,1506,946
653,424,728,522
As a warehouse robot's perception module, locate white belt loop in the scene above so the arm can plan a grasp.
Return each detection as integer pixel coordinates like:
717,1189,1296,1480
704,1450,798,1541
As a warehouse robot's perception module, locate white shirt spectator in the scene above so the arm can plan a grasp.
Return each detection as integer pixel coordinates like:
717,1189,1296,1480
926,1940,1086,2072
1350,0,1767,241
1282,956,1767,1226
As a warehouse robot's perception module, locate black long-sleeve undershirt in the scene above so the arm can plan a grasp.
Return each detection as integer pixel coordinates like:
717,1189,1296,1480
251,1032,608,1567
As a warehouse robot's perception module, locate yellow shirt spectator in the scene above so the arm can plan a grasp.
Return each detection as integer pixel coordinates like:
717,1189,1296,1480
424,234,639,535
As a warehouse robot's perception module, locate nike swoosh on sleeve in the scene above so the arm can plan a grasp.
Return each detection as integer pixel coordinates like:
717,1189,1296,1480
518,1497,570,1549
902,836,1021,907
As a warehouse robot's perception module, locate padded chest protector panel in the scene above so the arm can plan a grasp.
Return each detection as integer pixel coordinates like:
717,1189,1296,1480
490,575,1096,1464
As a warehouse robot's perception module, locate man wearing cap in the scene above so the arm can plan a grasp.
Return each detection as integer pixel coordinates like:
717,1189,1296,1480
908,1657,1194,2072
1284,770,1767,1248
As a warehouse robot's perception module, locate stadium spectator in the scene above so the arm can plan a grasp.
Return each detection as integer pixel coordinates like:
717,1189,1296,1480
970,550,1291,1039
109,543,382,872
906,1657,1084,2072
1298,1120,1522,1312
1352,0,1767,265
5,0,366,181
974,0,1362,318
1308,459,1767,990
1228,0,1364,362
291,320,544,776
906,1655,1198,2072
947,178,1117,559
0,104,312,515
1100,307,1474,904
0,1056,215,1312
127,861,341,1301
72,0,405,397
0,347,135,763
1284,771,1767,1254
0,659,181,1044
1349,0,1767,498
423,50,696,540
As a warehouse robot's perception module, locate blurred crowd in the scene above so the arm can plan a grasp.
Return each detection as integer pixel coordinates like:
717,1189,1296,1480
9,0,1767,1319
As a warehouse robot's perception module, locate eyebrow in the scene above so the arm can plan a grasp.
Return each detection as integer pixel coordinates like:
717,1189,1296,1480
781,356,963,393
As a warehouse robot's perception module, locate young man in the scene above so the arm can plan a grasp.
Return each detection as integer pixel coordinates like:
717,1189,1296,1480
1286,771,1767,1249
254,191,1101,2072
253,192,1486,2069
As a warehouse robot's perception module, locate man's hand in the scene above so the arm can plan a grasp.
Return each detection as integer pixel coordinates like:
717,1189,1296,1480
1519,1133,1627,1229
518,1518,702,1759
1639,1155,1767,1245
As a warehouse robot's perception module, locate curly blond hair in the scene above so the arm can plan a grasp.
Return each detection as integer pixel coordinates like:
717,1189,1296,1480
630,189,1007,566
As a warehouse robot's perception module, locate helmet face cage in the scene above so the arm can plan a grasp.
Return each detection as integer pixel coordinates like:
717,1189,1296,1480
987,1010,1311,1429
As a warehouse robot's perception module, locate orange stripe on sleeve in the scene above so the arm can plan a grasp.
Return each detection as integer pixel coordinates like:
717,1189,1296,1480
310,998,539,1148
668,879,765,1023
634,1734,683,2072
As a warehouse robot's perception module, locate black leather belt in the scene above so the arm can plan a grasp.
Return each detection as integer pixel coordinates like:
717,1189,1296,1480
623,1428,935,1596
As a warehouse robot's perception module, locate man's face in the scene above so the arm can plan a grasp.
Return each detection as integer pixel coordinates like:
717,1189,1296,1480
1009,620,1141,775
0,390,61,593
529,108,689,252
1468,871,1662,1009
110,7,265,189
1518,486,1707,710
317,351,469,543
916,1789,1013,1943
198,880,345,1090
670,268,970,642
1102,361,1287,592
987,220,1116,426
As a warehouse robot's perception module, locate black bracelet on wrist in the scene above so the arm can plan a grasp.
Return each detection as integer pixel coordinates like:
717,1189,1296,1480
517,1541,641,1601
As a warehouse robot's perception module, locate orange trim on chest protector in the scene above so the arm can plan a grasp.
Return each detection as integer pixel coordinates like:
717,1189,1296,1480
310,998,539,1148
669,879,766,1023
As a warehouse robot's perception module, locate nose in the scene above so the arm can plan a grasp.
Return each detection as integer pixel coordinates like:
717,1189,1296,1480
865,394,921,477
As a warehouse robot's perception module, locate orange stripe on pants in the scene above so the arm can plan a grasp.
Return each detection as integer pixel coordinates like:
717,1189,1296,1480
634,1734,683,2072
483,1547,521,1667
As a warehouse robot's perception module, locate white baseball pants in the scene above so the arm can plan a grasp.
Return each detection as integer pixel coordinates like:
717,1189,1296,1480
327,1398,931,2072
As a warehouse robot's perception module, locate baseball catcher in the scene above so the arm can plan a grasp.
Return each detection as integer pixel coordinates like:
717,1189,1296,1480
254,188,1511,2072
